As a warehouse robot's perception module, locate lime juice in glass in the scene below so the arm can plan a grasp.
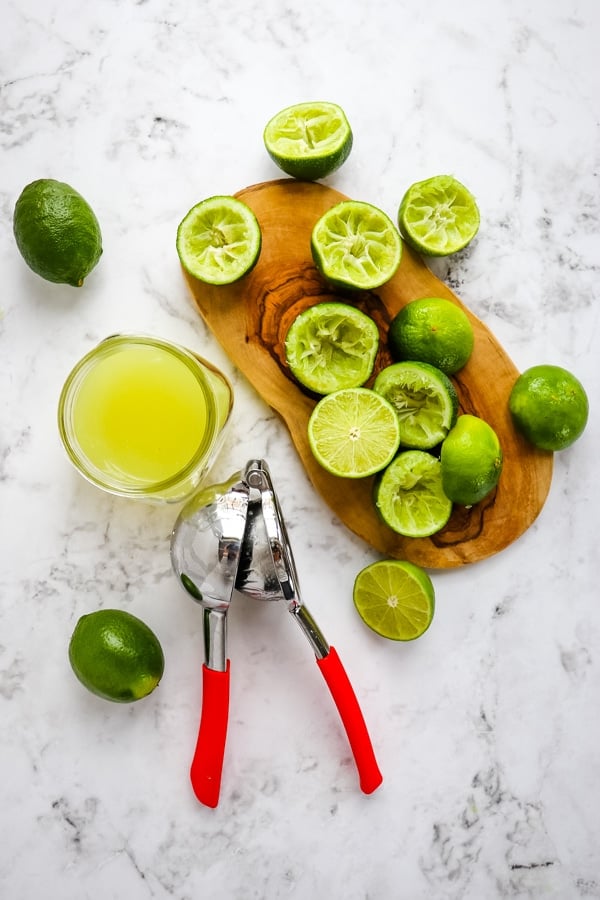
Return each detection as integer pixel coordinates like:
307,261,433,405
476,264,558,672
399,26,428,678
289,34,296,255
58,335,233,502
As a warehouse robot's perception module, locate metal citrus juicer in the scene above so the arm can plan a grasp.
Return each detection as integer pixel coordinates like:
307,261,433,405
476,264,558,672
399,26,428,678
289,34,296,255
170,459,383,808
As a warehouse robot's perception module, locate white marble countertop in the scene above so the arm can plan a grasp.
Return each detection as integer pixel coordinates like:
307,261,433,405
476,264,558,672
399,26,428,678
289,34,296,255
1,1,598,898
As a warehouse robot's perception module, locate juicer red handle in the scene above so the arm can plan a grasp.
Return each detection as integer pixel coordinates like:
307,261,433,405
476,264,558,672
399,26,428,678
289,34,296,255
190,661,230,808
317,646,383,795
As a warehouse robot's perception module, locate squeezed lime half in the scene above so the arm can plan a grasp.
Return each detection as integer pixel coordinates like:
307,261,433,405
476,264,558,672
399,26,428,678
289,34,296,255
374,450,453,538
373,361,458,449
398,175,480,256
176,195,261,285
285,302,379,394
311,200,402,290
263,101,353,181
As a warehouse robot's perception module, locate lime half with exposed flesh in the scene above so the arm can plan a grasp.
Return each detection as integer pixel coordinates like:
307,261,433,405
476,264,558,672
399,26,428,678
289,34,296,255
373,361,458,449
398,175,480,256
353,560,435,641
374,450,453,538
263,101,353,181
311,200,402,291
308,387,401,478
285,302,379,394
177,195,261,285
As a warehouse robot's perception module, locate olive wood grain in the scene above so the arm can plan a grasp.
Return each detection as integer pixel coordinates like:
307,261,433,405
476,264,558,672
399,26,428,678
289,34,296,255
182,179,553,568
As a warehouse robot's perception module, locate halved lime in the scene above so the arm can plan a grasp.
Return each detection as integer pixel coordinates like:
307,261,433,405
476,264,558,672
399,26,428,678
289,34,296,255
353,560,435,641
176,196,261,285
307,387,401,478
263,101,353,181
373,361,458,449
398,175,480,256
285,302,379,394
311,200,402,291
374,450,453,537
440,414,503,506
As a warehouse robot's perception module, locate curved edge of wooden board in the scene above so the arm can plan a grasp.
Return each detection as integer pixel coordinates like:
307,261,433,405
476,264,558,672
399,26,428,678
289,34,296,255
183,178,554,568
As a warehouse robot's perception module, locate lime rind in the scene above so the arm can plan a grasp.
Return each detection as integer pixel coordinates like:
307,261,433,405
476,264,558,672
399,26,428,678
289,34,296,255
308,387,401,478
311,200,402,290
264,101,353,181
176,195,261,285
285,302,379,394
373,361,458,449
375,450,453,538
398,175,480,257
353,560,435,641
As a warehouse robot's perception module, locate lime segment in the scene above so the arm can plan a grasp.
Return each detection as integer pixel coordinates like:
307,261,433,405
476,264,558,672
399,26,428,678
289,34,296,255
263,101,353,181
285,302,379,394
308,387,401,478
375,450,453,537
373,361,458,449
398,175,480,256
311,200,402,290
176,195,261,285
353,560,435,641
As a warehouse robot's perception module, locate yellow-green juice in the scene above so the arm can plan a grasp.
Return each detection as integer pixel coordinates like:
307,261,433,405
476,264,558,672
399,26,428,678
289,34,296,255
58,335,232,501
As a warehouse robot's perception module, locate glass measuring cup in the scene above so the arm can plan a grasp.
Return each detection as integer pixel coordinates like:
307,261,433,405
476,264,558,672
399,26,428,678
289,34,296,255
57,334,233,503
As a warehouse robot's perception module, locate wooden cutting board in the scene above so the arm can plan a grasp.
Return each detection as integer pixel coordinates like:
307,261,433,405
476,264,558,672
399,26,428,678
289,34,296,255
183,178,553,568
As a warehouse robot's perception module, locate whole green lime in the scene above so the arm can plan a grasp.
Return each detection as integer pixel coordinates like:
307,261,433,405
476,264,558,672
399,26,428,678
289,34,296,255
508,365,589,451
440,414,503,506
388,297,474,374
68,609,164,703
13,179,103,286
